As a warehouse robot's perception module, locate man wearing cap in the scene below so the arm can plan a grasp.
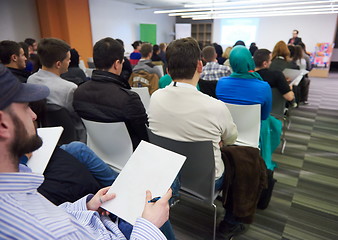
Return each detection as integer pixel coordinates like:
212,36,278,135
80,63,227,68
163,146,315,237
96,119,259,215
0,64,172,239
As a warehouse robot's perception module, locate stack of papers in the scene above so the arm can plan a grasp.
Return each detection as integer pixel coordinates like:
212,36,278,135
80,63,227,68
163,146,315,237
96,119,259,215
101,140,186,225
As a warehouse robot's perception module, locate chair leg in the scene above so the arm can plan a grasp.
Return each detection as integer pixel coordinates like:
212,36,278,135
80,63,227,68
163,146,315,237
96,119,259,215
212,203,217,240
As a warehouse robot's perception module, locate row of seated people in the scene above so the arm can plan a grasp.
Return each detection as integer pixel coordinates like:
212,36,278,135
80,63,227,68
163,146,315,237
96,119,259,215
0,35,306,239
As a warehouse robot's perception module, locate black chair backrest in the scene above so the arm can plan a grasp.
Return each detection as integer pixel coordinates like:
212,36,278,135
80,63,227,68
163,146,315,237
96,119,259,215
271,88,287,119
147,128,216,204
43,104,77,145
199,79,218,98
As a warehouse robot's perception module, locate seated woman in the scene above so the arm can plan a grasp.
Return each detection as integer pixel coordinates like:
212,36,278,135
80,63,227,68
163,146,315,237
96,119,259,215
269,40,299,73
216,46,281,171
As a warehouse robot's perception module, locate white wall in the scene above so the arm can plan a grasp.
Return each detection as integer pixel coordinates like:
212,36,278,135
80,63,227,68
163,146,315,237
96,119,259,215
89,0,176,54
214,14,337,53
0,0,40,41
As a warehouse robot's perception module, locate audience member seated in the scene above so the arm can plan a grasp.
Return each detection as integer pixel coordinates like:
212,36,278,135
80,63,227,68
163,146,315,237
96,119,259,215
216,46,281,171
298,42,312,104
129,40,142,66
24,37,38,72
0,40,30,83
151,44,163,62
213,42,226,65
0,64,172,239
254,49,294,102
249,42,258,56
27,38,77,112
216,46,272,121
200,46,231,81
132,43,162,79
61,48,87,85
27,38,85,141
148,37,241,238
298,42,312,71
116,38,133,82
73,37,148,150
269,41,299,73
158,42,167,63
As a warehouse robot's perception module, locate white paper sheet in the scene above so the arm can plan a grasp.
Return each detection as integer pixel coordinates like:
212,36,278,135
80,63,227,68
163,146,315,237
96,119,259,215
101,140,186,225
283,68,309,86
27,127,63,174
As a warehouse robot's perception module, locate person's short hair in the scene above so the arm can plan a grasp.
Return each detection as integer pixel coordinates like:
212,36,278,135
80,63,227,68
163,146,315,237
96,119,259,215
166,37,201,80
153,44,160,54
18,42,29,58
37,38,70,68
116,39,124,47
271,41,290,60
0,40,21,64
69,48,80,68
93,37,124,70
131,40,142,50
202,46,216,62
24,38,36,47
140,43,153,58
253,49,271,68
293,30,299,34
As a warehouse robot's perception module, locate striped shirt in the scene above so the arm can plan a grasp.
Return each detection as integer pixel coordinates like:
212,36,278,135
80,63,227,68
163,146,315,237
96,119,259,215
200,62,231,81
0,172,166,240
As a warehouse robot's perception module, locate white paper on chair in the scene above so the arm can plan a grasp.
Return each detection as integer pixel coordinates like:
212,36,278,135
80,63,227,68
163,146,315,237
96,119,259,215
27,126,63,174
101,140,186,225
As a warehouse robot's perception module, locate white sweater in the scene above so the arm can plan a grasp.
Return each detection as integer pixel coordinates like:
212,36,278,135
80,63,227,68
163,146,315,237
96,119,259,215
148,83,237,179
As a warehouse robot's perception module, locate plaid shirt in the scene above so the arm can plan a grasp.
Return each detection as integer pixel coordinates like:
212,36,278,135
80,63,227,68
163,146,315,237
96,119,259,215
201,62,231,81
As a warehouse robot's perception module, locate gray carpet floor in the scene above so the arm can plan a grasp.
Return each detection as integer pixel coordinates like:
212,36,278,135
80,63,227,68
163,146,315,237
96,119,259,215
170,73,338,240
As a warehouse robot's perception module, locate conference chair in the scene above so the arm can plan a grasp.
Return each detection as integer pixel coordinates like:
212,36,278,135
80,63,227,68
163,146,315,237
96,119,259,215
81,119,133,172
147,128,219,240
131,87,151,113
42,104,78,145
271,88,288,153
224,103,261,148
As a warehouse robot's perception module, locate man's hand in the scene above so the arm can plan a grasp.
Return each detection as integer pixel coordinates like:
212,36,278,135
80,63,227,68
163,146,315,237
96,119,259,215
142,189,172,228
86,187,115,214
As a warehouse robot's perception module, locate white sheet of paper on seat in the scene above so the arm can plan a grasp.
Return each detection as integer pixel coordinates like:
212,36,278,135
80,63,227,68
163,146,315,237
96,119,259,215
27,126,63,174
101,140,186,225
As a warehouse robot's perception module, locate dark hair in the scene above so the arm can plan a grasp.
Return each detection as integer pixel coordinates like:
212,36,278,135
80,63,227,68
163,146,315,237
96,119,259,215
116,39,124,47
69,48,80,68
153,44,160,54
166,37,201,80
288,45,295,58
93,37,124,70
202,46,216,62
233,40,245,47
212,43,223,58
0,40,21,64
140,43,152,58
293,30,299,34
18,42,29,58
37,38,70,68
24,38,36,47
131,41,142,49
293,45,303,61
298,42,306,51
253,49,271,68
249,42,258,56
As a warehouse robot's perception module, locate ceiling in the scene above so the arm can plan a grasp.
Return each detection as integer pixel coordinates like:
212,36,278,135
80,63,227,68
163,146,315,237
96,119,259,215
113,0,338,19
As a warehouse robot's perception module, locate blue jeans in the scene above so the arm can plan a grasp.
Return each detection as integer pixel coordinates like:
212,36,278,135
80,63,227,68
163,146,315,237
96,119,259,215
60,141,118,186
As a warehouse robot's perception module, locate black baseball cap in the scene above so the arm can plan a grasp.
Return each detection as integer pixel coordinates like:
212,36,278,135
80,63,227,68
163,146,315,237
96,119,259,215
0,64,50,110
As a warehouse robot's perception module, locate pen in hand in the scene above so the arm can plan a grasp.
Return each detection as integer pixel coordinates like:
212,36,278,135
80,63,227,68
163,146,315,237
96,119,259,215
148,196,161,203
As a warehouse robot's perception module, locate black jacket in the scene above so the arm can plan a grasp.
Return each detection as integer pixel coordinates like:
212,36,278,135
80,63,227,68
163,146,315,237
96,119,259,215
73,70,148,149
8,67,31,83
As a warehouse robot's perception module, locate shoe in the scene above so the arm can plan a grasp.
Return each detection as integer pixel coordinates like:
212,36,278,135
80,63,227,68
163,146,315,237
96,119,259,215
217,220,246,238
303,101,309,105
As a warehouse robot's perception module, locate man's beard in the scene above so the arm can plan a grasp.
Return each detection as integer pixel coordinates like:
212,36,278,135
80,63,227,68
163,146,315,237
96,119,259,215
9,111,43,161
